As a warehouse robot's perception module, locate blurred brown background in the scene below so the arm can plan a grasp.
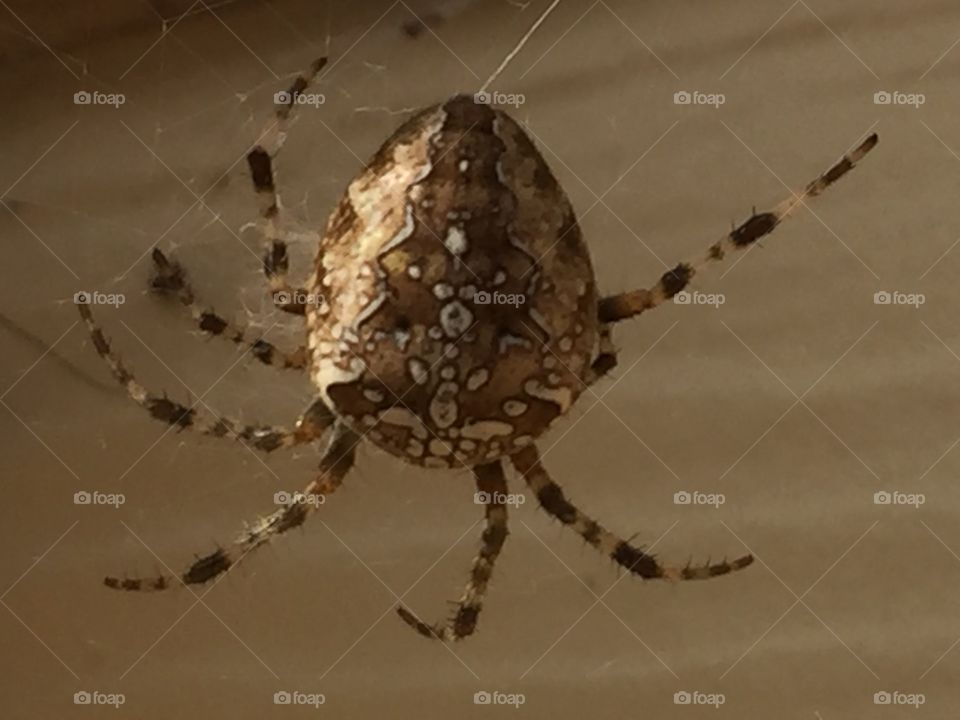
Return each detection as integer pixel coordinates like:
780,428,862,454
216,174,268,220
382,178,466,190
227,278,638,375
2,0,960,717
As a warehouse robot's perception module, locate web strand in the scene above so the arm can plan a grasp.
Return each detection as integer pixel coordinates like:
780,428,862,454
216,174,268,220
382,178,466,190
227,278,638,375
478,0,561,94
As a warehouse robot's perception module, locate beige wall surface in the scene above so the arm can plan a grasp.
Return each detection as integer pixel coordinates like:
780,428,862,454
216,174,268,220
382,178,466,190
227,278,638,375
2,1,959,718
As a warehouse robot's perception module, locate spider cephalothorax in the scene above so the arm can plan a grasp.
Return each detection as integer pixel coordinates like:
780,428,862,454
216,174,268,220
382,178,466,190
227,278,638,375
80,55,877,641
308,95,596,468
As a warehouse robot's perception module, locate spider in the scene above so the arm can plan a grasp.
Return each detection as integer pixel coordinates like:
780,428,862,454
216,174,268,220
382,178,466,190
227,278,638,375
79,56,877,641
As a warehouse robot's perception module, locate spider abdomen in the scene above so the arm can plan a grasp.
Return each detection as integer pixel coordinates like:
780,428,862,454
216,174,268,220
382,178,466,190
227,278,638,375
307,94,597,467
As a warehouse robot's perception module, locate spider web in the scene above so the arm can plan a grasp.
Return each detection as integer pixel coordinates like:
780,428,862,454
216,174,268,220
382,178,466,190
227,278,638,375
3,0,550,412
5,1,945,717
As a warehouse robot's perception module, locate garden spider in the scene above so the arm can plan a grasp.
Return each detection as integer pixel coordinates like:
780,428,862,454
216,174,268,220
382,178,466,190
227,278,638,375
79,56,877,641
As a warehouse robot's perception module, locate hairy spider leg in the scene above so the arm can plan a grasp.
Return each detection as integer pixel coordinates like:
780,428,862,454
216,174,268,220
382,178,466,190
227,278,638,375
397,460,510,640
77,301,332,451
247,57,328,316
512,444,753,581
104,422,357,592
596,134,878,338
148,247,309,370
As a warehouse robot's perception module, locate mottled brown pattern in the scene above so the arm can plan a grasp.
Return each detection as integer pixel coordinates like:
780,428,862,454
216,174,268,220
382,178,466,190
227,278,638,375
307,95,596,467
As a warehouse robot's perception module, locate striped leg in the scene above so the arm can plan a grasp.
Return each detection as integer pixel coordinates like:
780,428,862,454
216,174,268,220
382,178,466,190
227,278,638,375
150,248,308,370
397,461,510,641
511,445,753,581
247,57,328,316
585,322,617,385
598,133,878,324
77,301,332,452
105,422,358,592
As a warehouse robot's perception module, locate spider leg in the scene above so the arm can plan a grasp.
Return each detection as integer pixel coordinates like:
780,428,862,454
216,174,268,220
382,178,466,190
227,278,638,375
77,302,332,452
149,248,308,371
397,460,510,641
104,422,358,592
511,444,753,581
247,57,328,317
584,322,617,385
598,133,878,325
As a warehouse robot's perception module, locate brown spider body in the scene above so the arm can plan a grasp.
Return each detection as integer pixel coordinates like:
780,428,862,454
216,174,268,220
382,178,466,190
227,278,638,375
81,54,877,641
307,95,597,468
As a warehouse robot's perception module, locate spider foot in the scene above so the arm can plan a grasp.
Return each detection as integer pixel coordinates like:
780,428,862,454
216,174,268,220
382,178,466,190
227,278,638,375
396,605,449,641
396,601,484,642
104,572,172,592
660,553,754,581
149,247,187,295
